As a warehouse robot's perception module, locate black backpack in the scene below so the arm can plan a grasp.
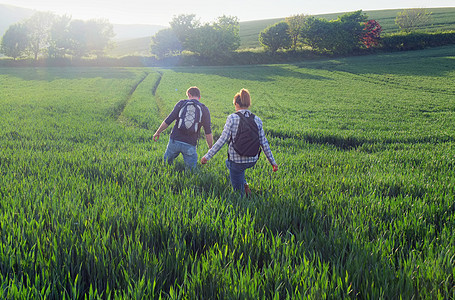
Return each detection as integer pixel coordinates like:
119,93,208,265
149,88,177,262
231,112,261,157
177,100,203,133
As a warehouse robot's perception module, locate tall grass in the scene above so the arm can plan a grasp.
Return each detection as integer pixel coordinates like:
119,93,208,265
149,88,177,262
0,46,454,298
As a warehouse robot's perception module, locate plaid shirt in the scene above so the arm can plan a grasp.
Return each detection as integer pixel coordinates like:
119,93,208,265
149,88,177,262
204,110,276,165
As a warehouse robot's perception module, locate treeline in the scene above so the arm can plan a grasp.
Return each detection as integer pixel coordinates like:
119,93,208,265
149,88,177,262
148,8,455,65
0,12,114,60
258,11,381,54
381,31,455,51
256,9,455,53
150,14,240,60
2,8,454,66
148,11,379,61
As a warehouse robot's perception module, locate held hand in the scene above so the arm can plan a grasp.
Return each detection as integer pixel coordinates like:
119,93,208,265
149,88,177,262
272,164,278,172
153,133,159,142
201,157,208,165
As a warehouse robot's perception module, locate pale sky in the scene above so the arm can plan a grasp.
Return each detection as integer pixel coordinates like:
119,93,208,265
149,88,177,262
1,0,453,26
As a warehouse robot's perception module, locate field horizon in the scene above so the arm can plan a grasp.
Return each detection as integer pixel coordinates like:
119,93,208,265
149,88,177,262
0,45,454,298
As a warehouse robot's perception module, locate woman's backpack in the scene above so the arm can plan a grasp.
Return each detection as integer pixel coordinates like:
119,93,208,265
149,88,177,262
231,112,261,157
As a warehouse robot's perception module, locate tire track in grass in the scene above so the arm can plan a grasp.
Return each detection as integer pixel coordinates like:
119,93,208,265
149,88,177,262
152,71,168,120
151,71,162,96
117,71,164,129
116,72,149,125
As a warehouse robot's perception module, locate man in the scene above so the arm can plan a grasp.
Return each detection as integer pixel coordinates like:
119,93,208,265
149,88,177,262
153,86,213,169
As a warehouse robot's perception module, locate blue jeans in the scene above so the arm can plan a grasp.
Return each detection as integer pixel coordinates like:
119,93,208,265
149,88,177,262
164,139,198,169
225,159,257,194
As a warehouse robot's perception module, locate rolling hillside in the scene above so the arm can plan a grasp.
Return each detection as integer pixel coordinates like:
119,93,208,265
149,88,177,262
112,24,165,41
0,4,35,37
111,7,455,57
238,7,455,49
0,4,164,45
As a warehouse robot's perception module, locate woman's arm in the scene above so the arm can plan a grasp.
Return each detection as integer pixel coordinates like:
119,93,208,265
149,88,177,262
201,116,233,163
257,117,277,167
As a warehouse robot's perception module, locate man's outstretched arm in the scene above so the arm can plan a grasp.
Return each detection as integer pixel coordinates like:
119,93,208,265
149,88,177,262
153,121,169,141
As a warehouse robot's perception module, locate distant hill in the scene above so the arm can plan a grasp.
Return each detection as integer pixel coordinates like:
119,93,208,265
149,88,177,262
0,4,35,36
0,4,165,43
239,18,284,49
109,36,152,56
112,24,166,41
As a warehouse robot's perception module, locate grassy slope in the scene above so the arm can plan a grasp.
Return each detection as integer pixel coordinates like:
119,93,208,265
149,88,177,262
110,7,455,56
240,7,455,49
0,4,35,37
109,36,152,57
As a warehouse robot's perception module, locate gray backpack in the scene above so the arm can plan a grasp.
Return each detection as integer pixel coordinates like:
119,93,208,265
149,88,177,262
177,100,203,133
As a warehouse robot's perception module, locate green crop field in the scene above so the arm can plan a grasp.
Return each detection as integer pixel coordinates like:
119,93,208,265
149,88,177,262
1,45,454,298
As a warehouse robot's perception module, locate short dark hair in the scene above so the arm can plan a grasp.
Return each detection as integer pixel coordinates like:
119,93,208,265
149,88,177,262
187,86,200,98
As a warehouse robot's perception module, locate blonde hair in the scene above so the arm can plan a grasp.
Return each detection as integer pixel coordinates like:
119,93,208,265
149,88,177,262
233,88,251,108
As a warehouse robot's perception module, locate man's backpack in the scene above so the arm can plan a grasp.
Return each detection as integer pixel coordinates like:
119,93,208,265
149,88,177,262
231,112,261,157
177,100,203,133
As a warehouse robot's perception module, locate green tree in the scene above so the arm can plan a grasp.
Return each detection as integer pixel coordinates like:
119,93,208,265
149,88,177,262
302,11,369,54
165,15,239,59
67,19,87,57
150,28,182,58
0,23,29,60
212,15,240,52
67,19,114,58
169,14,200,47
259,21,292,52
48,15,72,58
285,14,309,49
303,18,342,53
84,19,114,57
301,17,327,51
335,10,368,52
24,11,57,60
185,24,221,57
185,16,240,58
395,8,432,32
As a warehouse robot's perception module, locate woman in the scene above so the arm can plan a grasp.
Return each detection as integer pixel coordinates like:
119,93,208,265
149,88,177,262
201,88,278,195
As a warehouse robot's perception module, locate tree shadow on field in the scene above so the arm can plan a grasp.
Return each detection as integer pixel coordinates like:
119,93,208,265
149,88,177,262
296,46,455,78
169,64,332,82
3,67,143,82
267,128,455,151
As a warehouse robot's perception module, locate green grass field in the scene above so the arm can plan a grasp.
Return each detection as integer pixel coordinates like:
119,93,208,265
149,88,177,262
0,45,454,298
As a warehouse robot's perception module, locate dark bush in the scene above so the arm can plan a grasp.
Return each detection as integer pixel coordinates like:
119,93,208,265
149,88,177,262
380,31,455,51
